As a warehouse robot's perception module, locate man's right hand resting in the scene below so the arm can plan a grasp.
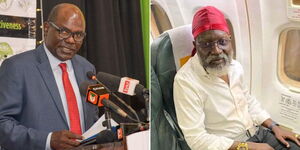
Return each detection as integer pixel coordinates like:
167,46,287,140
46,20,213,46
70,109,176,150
247,142,274,150
50,130,83,150
230,141,274,150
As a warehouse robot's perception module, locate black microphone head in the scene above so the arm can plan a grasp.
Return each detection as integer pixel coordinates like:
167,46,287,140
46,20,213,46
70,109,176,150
87,71,96,80
96,72,121,92
135,84,147,96
96,130,117,144
79,81,92,96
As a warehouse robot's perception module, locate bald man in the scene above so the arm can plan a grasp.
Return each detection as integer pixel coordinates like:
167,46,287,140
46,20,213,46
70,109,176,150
173,6,300,150
0,3,98,150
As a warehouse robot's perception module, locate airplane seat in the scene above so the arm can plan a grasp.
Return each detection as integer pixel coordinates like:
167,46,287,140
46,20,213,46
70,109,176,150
151,66,186,150
151,24,193,150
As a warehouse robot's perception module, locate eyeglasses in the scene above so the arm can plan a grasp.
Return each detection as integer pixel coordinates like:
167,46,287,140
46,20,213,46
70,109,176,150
48,21,86,42
196,38,231,51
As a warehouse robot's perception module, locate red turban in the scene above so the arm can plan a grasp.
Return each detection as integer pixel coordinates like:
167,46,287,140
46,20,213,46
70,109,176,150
191,6,229,56
192,6,229,39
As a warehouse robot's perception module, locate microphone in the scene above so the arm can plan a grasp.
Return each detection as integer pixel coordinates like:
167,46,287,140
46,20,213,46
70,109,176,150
80,81,112,129
102,99,127,118
79,82,138,122
96,72,149,121
96,72,149,97
83,83,110,107
86,72,141,123
87,71,101,84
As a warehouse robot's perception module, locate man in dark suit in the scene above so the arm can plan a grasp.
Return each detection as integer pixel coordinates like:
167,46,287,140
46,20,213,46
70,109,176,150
0,3,98,150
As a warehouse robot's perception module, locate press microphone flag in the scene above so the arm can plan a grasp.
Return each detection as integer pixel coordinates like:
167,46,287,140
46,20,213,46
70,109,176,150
118,77,140,96
96,72,148,97
79,81,137,121
86,84,109,107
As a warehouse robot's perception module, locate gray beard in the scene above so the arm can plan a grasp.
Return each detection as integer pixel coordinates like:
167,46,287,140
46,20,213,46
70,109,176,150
199,53,231,77
205,63,230,76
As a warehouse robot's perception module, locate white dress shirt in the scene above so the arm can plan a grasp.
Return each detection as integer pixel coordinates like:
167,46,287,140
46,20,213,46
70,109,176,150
44,44,85,150
173,53,270,150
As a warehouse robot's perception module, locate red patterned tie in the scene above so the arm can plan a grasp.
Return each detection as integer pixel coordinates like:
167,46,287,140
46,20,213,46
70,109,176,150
59,63,82,135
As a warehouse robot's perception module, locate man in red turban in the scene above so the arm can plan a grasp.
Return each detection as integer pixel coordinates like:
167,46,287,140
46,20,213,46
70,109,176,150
173,6,300,150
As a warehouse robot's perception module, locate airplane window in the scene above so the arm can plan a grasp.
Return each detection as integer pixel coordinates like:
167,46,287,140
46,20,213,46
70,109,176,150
292,0,300,5
151,2,172,39
278,29,300,88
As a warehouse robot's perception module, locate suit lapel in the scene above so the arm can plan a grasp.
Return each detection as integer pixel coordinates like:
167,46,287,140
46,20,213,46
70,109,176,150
36,45,68,127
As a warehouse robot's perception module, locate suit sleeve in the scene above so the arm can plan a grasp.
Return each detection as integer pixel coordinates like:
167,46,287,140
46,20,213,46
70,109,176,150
0,59,48,150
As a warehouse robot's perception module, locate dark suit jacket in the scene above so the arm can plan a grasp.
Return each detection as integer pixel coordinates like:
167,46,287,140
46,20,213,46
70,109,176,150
0,45,98,150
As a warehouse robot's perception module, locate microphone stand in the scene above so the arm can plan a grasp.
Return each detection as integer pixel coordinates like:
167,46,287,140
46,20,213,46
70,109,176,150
104,107,112,130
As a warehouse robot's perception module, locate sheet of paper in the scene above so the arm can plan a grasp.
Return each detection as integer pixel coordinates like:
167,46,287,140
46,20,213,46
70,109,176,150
126,130,149,150
82,114,118,140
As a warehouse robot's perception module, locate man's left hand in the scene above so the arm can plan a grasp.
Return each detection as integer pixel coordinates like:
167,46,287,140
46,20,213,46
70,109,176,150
272,126,300,148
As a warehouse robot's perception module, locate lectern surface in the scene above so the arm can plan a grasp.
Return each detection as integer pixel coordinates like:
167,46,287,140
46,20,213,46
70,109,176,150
71,141,125,150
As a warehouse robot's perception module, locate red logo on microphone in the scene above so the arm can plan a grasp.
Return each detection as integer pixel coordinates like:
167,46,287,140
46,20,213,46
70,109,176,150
117,128,123,140
123,80,130,93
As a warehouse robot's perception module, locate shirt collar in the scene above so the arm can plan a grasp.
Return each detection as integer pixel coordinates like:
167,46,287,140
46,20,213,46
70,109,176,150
43,43,72,71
